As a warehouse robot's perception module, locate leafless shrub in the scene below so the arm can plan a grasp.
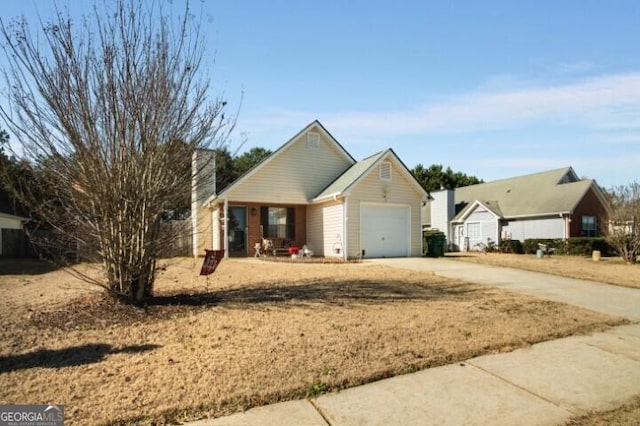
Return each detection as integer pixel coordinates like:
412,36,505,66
605,182,640,264
0,0,233,304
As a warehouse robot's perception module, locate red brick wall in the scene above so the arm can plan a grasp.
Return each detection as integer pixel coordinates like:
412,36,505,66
221,203,307,256
570,186,609,237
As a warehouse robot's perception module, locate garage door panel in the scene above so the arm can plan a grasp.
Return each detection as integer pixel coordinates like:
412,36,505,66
361,204,409,258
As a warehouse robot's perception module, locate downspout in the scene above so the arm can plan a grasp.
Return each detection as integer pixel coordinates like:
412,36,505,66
343,197,348,261
223,198,229,258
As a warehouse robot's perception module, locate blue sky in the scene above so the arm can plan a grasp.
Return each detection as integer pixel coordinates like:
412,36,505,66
2,1,639,188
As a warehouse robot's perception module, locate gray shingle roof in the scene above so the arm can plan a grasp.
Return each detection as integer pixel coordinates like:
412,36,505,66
313,150,388,201
453,167,595,220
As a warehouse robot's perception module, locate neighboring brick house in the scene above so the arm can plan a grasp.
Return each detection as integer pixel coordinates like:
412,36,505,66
423,167,611,251
192,120,428,258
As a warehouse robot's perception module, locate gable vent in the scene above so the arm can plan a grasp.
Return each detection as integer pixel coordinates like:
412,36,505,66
380,161,392,181
307,132,320,149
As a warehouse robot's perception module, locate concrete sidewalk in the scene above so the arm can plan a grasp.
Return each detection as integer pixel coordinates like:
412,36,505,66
184,259,640,425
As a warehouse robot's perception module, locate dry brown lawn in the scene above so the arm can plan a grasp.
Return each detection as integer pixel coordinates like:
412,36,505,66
449,252,640,289
0,258,628,425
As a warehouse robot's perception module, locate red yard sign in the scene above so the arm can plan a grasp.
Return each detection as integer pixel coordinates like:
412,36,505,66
200,250,225,276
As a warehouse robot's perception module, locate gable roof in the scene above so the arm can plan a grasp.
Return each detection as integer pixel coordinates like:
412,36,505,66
313,148,427,202
453,167,608,219
453,199,503,222
205,120,355,205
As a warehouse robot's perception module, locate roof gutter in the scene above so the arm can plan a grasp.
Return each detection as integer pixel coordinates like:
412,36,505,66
311,192,344,204
503,211,572,219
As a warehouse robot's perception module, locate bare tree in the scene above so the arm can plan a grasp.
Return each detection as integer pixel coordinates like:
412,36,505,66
0,1,233,304
605,182,640,264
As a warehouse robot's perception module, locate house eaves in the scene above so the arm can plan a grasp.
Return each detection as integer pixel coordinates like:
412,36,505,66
451,199,503,223
502,211,572,219
0,211,28,222
312,148,427,203
312,150,387,202
454,167,597,219
565,179,613,217
204,120,356,206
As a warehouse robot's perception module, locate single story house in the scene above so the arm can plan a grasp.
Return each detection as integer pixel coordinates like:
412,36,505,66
191,120,428,259
423,167,611,251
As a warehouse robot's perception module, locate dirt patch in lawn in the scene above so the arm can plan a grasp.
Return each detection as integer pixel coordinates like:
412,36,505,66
564,395,640,425
448,252,640,289
0,258,627,425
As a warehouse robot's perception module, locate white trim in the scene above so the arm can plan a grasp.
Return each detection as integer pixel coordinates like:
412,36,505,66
503,211,572,220
343,197,348,260
212,208,220,251
465,221,482,251
311,192,344,204
313,149,427,204
223,199,229,258
191,151,198,257
0,212,28,221
452,200,502,223
204,121,355,206
379,161,392,182
453,208,574,223
570,180,613,217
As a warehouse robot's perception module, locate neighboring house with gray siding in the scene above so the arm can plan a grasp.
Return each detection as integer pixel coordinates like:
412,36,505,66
193,120,428,259
423,167,611,251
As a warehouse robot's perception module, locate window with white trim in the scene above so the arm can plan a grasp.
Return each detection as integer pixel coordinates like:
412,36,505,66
380,161,392,181
260,206,295,239
582,216,597,237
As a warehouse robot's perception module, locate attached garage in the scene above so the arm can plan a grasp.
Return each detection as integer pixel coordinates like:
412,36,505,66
360,203,410,258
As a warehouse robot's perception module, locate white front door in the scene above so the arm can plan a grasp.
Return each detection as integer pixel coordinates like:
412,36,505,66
454,225,464,251
466,222,482,250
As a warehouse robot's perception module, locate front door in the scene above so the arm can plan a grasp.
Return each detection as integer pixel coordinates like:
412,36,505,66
228,206,247,256
454,225,464,251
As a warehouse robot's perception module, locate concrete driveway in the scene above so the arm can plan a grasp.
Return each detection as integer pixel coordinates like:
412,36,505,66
371,257,640,321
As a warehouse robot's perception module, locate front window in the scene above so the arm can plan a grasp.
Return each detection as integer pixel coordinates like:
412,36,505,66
582,216,597,237
261,207,295,239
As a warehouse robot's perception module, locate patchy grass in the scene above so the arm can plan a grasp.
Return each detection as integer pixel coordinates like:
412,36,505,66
0,258,627,425
564,395,640,425
448,252,640,289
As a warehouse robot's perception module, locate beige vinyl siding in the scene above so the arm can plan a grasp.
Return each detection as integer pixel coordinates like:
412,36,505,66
225,126,353,204
0,214,23,256
306,201,344,257
195,205,213,256
347,156,423,258
0,215,22,230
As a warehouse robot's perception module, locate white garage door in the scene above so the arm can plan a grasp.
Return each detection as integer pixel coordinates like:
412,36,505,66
361,204,410,258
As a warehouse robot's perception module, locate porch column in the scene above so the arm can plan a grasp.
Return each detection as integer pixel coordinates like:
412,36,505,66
223,198,229,258
564,215,572,240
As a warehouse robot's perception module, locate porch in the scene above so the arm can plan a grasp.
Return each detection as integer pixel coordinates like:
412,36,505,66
218,203,307,257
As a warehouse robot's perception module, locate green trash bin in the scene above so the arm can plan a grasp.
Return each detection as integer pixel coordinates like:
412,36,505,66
423,231,446,257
